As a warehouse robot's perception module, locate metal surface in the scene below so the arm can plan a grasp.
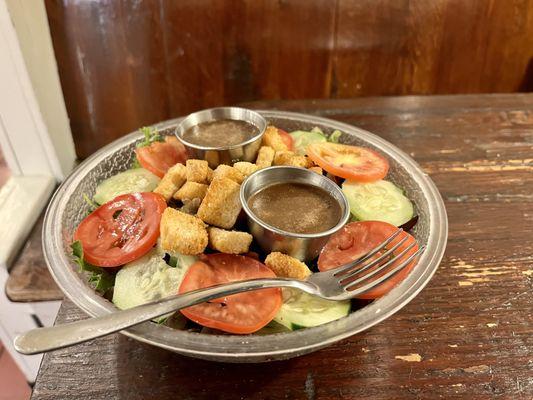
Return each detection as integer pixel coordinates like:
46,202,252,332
42,110,448,362
175,107,266,167
16,234,421,355
240,166,350,261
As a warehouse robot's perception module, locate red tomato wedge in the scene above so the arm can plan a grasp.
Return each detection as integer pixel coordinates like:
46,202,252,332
73,192,166,267
277,128,294,151
318,221,419,299
136,136,188,178
307,142,389,182
179,254,282,334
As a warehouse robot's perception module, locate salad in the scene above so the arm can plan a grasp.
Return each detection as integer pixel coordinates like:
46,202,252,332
72,125,418,334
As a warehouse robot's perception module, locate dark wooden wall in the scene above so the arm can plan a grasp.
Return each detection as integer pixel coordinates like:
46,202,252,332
45,0,533,158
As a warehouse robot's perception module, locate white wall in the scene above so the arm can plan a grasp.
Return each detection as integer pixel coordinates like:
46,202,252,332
0,0,75,180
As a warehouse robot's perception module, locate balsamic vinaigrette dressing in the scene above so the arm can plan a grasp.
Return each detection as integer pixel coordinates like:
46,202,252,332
182,119,258,147
248,182,342,234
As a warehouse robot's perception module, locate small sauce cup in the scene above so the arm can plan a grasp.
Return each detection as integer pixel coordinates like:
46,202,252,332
240,166,351,262
175,107,266,168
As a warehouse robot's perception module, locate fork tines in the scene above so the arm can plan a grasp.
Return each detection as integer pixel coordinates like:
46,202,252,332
329,229,425,294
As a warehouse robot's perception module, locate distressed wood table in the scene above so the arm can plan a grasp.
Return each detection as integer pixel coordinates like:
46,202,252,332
31,94,533,399
6,212,62,302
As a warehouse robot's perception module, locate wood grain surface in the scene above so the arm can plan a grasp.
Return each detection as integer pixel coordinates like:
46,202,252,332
31,94,533,400
44,0,533,158
6,213,62,302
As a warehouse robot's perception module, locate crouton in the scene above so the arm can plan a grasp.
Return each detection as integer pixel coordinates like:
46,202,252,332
173,181,208,202
208,227,253,254
262,126,289,151
256,146,275,168
309,166,323,175
186,159,211,184
233,161,259,178
273,151,294,166
197,177,242,229
160,208,207,255
153,163,187,201
264,252,312,280
212,164,245,184
273,151,309,168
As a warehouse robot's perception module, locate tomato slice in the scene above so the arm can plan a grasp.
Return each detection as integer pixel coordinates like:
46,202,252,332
73,192,167,267
277,128,294,151
307,142,389,182
179,254,282,334
318,221,419,299
136,136,188,178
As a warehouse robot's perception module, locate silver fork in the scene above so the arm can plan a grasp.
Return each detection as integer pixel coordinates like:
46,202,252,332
14,230,424,355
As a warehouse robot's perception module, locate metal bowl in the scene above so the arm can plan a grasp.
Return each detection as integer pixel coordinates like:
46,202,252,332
240,166,351,261
175,107,266,167
43,111,447,362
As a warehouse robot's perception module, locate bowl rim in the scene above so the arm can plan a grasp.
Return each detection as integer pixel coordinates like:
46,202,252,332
43,110,447,361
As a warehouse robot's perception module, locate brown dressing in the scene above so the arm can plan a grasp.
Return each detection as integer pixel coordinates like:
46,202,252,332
248,183,342,234
182,119,258,147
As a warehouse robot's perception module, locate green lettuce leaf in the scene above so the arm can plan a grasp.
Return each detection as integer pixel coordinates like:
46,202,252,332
71,241,115,293
136,126,164,149
328,130,342,143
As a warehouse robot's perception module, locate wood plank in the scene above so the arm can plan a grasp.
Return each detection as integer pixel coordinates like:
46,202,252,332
6,213,62,302
244,94,533,164
45,0,336,158
333,0,533,96
160,0,336,115
45,0,170,158
45,1,533,158
31,95,533,399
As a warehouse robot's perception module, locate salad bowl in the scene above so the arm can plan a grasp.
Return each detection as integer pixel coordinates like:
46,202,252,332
43,110,447,362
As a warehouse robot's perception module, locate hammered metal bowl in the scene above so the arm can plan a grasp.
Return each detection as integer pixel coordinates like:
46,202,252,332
43,111,447,362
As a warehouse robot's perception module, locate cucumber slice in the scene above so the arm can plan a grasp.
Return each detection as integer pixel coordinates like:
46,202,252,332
93,168,160,205
112,247,196,311
289,129,327,155
342,180,414,226
274,288,350,330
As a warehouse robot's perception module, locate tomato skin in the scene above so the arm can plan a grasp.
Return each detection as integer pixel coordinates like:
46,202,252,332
318,221,419,299
74,192,166,267
277,128,294,151
307,142,389,182
179,254,282,334
136,136,188,178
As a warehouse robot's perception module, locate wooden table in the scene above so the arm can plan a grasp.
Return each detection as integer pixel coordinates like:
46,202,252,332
31,94,533,399
6,212,62,302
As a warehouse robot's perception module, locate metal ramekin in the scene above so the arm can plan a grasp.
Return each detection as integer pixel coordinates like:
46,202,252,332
175,107,266,168
42,110,447,363
240,167,350,262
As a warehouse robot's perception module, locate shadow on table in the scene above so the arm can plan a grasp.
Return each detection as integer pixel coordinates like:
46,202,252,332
115,335,308,399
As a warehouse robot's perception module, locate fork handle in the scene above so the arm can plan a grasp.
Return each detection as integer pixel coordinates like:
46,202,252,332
14,278,312,355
